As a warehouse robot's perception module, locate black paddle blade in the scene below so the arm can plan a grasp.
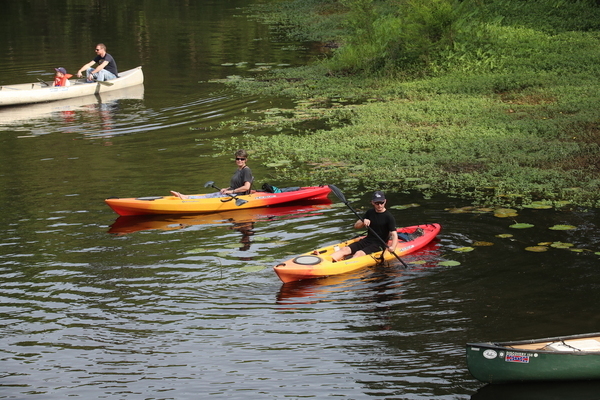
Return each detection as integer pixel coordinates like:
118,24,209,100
235,198,248,207
328,184,348,204
203,181,215,188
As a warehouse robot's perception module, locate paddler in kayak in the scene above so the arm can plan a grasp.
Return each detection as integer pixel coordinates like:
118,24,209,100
331,190,398,261
171,149,254,199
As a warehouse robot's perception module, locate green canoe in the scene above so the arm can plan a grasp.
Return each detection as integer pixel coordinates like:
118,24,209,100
466,332,600,384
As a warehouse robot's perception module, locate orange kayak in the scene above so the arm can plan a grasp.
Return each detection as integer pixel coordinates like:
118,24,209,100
105,185,331,216
274,223,441,283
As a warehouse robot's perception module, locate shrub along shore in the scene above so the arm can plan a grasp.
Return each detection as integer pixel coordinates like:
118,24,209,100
216,0,600,208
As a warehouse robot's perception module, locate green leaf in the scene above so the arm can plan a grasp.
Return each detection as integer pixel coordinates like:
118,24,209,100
439,260,461,267
550,242,574,249
453,247,475,253
522,201,553,209
495,208,518,218
509,223,534,229
390,203,420,210
525,246,548,252
240,265,266,272
185,248,207,254
549,225,576,231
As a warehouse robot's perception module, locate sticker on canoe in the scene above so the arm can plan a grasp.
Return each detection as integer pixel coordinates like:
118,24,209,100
483,349,497,359
254,195,277,199
505,352,529,363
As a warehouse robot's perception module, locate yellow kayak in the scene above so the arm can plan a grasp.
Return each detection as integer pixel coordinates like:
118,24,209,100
274,223,441,283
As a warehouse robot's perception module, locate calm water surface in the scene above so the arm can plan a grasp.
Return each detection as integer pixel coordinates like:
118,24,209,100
1,1,600,399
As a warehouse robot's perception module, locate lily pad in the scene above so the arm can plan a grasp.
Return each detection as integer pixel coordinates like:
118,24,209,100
390,203,420,210
439,260,461,267
525,246,549,252
446,206,476,214
453,247,475,253
494,208,518,218
496,233,513,238
409,260,427,265
185,248,207,254
509,223,534,229
239,265,266,272
550,242,574,249
473,241,494,247
265,160,291,168
522,201,553,209
549,225,577,231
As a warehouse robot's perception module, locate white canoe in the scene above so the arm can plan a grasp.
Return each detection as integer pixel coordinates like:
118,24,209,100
0,66,144,106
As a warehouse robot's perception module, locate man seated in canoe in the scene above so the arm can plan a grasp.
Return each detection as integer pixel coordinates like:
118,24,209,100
331,190,398,261
76,43,119,82
171,149,254,199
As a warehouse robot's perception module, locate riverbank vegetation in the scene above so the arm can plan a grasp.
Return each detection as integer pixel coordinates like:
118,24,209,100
218,0,600,208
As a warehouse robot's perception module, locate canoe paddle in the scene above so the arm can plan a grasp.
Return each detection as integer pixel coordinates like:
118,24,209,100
203,181,248,207
328,184,409,268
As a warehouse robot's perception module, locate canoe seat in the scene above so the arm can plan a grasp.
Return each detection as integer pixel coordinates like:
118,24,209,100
547,339,600,352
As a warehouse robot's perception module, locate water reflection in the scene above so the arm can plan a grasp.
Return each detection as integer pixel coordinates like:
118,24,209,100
471,380,600,400
108,202,332,235
0,84,144,131
108,202,332,260
276,240,443,306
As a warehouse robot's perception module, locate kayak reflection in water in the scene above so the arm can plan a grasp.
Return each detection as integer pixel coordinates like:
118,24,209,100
171,149,254,199
229,220,255,254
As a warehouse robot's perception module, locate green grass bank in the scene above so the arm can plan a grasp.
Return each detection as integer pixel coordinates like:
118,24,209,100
217,0,600,209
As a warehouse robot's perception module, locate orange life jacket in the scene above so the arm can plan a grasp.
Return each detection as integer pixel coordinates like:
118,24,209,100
53,74,73,87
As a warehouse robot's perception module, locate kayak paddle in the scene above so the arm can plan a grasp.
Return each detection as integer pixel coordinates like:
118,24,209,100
328,184,409,268
204,181,248,206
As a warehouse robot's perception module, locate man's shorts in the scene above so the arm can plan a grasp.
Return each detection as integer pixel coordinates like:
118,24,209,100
348,239,383,255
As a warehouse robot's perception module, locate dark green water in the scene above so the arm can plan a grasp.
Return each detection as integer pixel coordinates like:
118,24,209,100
1,1,600,399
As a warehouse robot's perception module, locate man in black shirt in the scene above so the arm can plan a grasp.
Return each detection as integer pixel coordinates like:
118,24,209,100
331,190,398,261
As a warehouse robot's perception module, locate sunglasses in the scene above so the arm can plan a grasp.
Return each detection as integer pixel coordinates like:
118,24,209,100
94,48,101,51
373,201,385,205
235,157,246,161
